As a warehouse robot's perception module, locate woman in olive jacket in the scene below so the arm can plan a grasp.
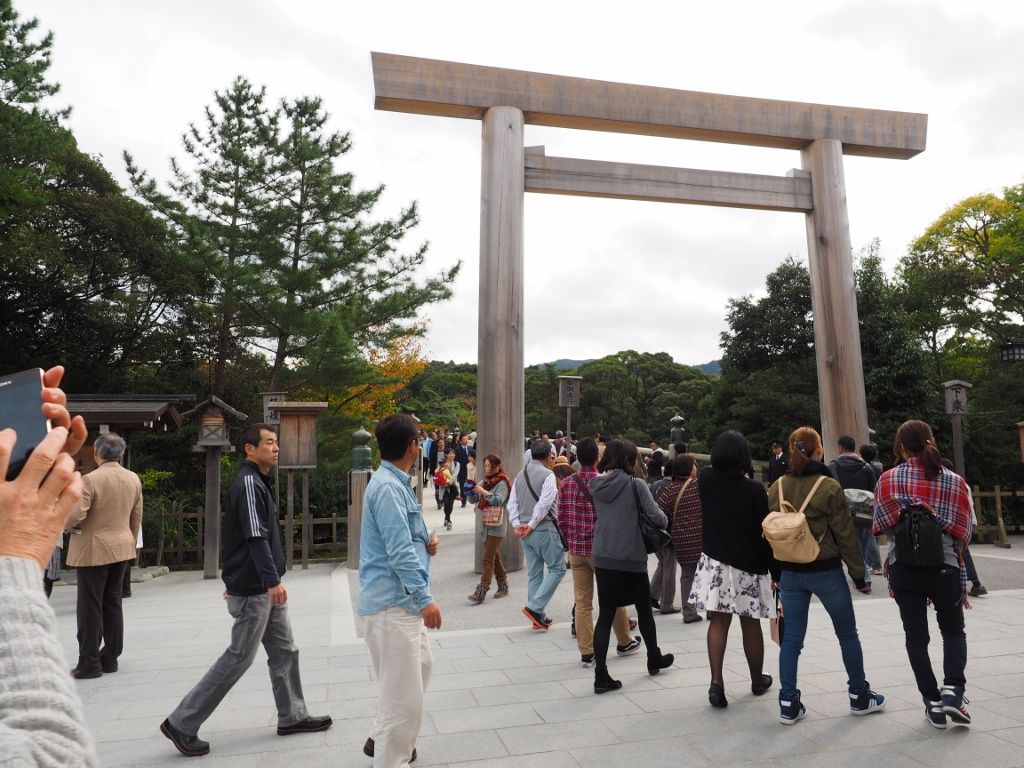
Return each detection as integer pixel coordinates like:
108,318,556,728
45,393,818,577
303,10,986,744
767,426,885,725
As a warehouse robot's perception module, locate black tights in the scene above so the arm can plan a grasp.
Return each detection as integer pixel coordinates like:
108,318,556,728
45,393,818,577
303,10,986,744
707,610,764,684
594,570,659,671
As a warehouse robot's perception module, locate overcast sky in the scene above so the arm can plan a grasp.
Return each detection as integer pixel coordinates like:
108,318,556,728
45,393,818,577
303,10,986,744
22,0,1024,367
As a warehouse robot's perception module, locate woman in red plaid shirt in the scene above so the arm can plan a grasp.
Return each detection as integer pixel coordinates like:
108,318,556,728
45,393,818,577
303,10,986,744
873,419,973,730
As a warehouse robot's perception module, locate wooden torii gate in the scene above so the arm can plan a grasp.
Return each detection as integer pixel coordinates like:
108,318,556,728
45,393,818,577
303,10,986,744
372,52,928,478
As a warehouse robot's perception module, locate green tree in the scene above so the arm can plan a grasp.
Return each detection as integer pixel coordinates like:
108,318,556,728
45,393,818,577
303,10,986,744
126,78,458,399
0,0,69,220
0,2,191,391
855,241,932,446
263,95,457,389
899,189,1024,374
703,257,820,453
125,77,280,397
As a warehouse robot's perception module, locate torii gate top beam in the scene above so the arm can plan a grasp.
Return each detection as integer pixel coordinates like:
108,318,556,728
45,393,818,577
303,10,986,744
372,52,927,160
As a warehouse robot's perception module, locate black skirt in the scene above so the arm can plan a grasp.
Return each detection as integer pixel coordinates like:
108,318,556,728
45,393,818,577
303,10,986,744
595,567,651,608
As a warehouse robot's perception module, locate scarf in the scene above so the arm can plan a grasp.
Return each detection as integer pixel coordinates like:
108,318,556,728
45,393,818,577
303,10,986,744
479,470,511,508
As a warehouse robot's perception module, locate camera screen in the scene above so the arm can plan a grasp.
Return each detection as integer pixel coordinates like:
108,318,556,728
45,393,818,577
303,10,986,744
0,368,50,481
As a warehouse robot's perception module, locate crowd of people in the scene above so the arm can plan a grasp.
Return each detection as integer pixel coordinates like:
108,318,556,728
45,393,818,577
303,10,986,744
448,421,977,734
0,379,982,767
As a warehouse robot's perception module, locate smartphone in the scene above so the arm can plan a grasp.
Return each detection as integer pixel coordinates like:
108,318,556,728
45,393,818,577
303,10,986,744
0,368,50,481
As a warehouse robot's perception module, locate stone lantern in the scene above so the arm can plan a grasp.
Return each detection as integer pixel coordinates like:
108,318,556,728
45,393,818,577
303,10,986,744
347,426,374,569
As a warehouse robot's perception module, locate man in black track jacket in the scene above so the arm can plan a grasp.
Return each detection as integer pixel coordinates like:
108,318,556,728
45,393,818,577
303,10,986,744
160,424,332,757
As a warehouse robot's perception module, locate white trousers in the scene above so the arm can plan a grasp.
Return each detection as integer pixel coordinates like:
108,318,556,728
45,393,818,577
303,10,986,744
365,607,433,768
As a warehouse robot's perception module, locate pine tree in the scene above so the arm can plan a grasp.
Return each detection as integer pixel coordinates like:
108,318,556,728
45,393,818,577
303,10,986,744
264,95,457,389
126,77,281,396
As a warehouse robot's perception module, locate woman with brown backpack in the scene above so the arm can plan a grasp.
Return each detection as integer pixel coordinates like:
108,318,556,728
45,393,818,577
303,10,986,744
767,426,886,725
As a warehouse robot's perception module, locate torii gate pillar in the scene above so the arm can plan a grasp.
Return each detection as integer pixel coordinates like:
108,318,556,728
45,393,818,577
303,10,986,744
802,139,869,455
476,106,525,571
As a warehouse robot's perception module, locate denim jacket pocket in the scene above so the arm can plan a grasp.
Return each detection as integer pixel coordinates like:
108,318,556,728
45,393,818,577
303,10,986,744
408,503,428,545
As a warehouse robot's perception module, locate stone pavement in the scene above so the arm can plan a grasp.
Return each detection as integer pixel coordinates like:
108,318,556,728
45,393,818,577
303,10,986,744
48,533,1024,768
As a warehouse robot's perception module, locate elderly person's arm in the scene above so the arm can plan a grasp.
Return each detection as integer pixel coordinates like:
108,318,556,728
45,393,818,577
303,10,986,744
0,371,98,767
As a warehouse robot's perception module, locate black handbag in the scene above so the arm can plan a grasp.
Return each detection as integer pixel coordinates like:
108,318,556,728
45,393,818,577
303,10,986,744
633,480,671,554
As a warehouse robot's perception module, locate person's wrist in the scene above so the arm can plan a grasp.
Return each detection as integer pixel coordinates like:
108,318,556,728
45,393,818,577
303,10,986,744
0,554,46,586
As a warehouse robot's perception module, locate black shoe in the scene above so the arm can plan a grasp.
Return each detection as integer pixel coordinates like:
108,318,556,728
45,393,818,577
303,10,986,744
709,682,728,708
751,673,773,696
161,718,210,757
100,662,118,674
363,737,417,762
659,606,681,615
650,598,661,610
594,669,622,694
969,583,988,597
683,615,704,624
277,715,333,735
70,667,102,680
647,652,674,676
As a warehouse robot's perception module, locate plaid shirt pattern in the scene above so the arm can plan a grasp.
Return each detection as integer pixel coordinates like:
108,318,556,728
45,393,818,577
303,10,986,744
873,456,973,602
556,467,599,556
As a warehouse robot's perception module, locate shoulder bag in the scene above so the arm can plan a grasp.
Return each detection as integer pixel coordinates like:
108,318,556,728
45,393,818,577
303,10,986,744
523,467,568,551
633,479,671,554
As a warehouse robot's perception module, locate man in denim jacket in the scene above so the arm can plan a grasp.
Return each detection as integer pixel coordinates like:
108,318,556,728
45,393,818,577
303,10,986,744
359,414,442,766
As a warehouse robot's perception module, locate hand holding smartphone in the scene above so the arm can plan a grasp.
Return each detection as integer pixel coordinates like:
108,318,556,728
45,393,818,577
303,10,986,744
0,369,50,481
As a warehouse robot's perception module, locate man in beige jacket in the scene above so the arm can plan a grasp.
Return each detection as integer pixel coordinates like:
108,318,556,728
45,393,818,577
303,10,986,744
65,433,142,679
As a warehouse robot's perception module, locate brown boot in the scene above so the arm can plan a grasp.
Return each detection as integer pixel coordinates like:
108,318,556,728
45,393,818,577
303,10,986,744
494,581,509,598
468,585,487,604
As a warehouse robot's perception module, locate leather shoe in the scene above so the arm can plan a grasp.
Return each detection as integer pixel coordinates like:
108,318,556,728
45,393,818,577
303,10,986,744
70,667,102,680
277,715,333,735
160,718,210,757
363,737,417,762
659,606,682,615
683,615,704,624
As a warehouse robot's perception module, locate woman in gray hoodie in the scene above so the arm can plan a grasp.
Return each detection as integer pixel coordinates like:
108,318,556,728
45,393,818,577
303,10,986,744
590,440,674,693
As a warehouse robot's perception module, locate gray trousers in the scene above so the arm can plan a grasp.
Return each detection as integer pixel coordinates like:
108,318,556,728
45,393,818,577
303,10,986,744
678,561,699,621
650,544,677,610
169,593,308,735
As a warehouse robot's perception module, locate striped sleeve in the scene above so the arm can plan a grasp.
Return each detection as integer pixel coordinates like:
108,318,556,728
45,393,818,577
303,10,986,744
242,473,268,539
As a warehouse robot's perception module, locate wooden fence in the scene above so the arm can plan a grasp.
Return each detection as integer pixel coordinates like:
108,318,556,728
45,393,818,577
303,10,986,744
137,504,348,569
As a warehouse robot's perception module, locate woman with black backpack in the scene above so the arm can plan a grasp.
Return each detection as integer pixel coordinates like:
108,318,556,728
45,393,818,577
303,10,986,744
873,419,974,730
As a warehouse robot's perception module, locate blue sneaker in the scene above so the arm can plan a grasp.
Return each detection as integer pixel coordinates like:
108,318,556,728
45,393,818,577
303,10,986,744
779,691,806,725
941,685,971,726
924,698,947,729
850,688,886,715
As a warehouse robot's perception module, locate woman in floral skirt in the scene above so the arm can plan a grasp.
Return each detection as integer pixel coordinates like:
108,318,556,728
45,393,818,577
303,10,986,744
689,431,778,708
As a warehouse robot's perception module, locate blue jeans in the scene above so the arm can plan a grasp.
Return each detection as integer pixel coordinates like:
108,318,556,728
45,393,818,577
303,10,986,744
857,527,882,575
779,568,867,699
521,526,567,616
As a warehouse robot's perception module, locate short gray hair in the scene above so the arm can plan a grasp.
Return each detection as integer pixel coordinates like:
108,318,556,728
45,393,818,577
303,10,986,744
94,433,126,462
530,441,551,460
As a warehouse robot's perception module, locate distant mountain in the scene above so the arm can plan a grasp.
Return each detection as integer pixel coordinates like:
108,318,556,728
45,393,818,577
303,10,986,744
697,360,722,375
531,359,591,371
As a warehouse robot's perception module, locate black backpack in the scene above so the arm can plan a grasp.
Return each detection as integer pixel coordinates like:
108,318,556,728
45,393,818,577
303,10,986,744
892,504,945,567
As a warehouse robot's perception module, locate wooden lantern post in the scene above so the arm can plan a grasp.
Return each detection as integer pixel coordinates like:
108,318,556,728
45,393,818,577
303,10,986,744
269,401,328,570
941,380,972,478
181,396,247,579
